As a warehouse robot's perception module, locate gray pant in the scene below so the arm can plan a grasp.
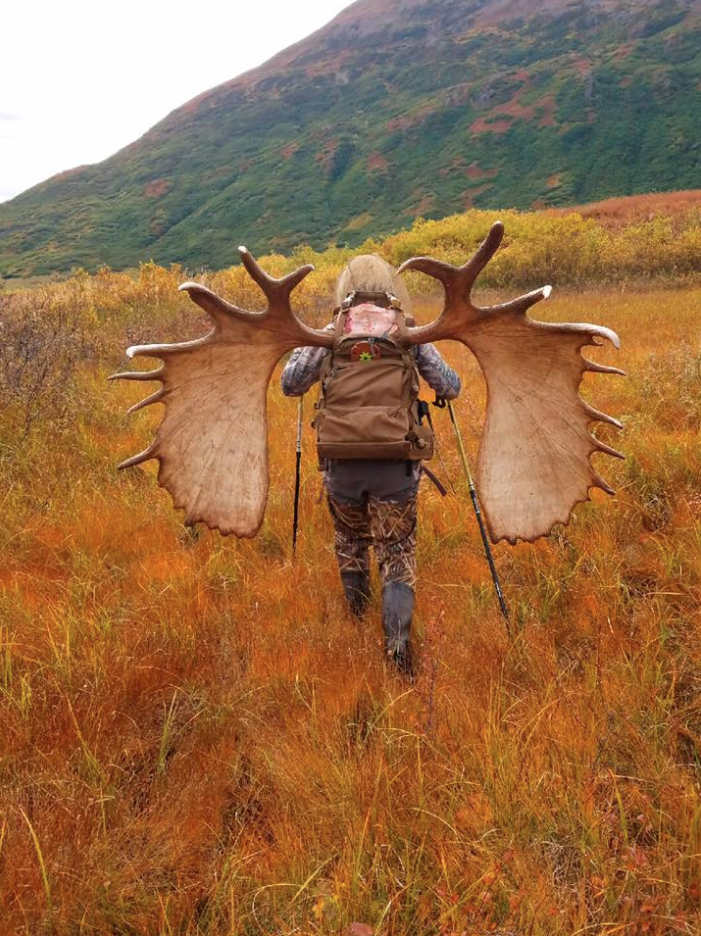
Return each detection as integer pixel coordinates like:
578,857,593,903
324,459,420,504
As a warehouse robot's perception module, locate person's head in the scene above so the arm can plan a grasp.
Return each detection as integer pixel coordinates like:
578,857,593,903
334,254,413,316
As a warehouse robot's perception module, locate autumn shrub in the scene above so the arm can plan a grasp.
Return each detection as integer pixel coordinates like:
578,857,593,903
0,286,94,448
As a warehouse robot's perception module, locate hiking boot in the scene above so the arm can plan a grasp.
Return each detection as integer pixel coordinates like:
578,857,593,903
341,571,371,617
389,642,414,679
382,582,415,677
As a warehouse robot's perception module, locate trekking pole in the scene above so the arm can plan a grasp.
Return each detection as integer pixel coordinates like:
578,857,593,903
447,400,512,637
292,396,304,554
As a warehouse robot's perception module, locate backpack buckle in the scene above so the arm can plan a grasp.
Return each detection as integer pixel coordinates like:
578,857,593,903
341,290,402,311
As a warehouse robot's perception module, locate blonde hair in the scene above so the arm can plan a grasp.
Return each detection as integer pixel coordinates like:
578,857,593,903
334,255,413,315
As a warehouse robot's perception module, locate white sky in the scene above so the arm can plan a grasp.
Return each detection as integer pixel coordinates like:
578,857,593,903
0,0,352,203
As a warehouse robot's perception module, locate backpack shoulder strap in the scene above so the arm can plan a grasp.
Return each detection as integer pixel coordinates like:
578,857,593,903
392,308,411,348
333,309,349,343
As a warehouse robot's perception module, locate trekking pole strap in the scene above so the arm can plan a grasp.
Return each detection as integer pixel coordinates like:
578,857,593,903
422,465,448,497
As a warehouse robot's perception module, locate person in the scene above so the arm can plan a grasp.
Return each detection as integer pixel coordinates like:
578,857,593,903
281,256,460,675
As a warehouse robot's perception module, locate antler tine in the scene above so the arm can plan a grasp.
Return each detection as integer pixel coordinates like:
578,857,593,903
118,444,157,470
397,255,457,280
583,401,624,429
475,284,553,317
585,360,626,377
127,388,166,415
399,222,516,343
398,221,505,297
179,282,253,324
108,367,164,382
238,246,314,306
174,249,315,326
460,220,505,289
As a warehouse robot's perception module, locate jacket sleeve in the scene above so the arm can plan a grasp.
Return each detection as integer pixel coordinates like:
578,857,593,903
415,343,461,400
280,322,334,397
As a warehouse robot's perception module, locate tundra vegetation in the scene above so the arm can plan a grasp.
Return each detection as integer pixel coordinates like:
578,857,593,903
1,206,700,934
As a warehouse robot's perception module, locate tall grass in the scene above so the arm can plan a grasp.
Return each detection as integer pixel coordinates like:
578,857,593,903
0,215,700,933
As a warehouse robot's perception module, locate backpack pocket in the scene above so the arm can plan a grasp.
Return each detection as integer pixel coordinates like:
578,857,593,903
316,405,412,459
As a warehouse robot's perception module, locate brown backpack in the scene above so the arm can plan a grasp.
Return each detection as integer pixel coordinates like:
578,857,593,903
313,301,434,461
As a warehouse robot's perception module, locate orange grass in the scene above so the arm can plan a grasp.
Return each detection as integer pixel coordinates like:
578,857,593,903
1,273,701,935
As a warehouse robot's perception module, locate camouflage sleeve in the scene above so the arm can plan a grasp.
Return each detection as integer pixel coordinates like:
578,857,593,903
280,323,334,397
415,343,461,400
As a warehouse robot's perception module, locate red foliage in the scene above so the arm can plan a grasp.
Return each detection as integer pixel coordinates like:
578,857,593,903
144,179,171,199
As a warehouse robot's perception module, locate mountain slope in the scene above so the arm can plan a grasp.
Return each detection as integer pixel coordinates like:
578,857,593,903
1,0,700,276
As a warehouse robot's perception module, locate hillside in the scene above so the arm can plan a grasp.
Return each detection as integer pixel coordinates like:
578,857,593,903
1,0,701,277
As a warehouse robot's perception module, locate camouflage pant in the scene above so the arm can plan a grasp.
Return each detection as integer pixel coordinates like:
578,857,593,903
327,494,417,588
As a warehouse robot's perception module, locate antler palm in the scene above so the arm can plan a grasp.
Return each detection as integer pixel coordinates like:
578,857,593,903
112,224,623,543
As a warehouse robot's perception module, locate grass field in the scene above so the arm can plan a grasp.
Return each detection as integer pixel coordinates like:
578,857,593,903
1,260,701,933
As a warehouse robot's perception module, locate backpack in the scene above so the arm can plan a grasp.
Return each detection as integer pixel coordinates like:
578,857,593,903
313,297,434,461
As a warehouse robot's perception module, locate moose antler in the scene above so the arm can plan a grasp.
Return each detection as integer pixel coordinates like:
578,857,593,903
399,222,624,544
110,249,333,537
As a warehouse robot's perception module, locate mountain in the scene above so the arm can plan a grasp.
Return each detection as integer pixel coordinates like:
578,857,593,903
1,0,700,277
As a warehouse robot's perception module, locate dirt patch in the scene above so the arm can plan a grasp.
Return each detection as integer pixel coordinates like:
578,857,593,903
280,143,299,160
547,174,562,188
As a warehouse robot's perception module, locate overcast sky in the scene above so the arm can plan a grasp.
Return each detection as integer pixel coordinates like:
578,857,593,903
0,0,352,203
